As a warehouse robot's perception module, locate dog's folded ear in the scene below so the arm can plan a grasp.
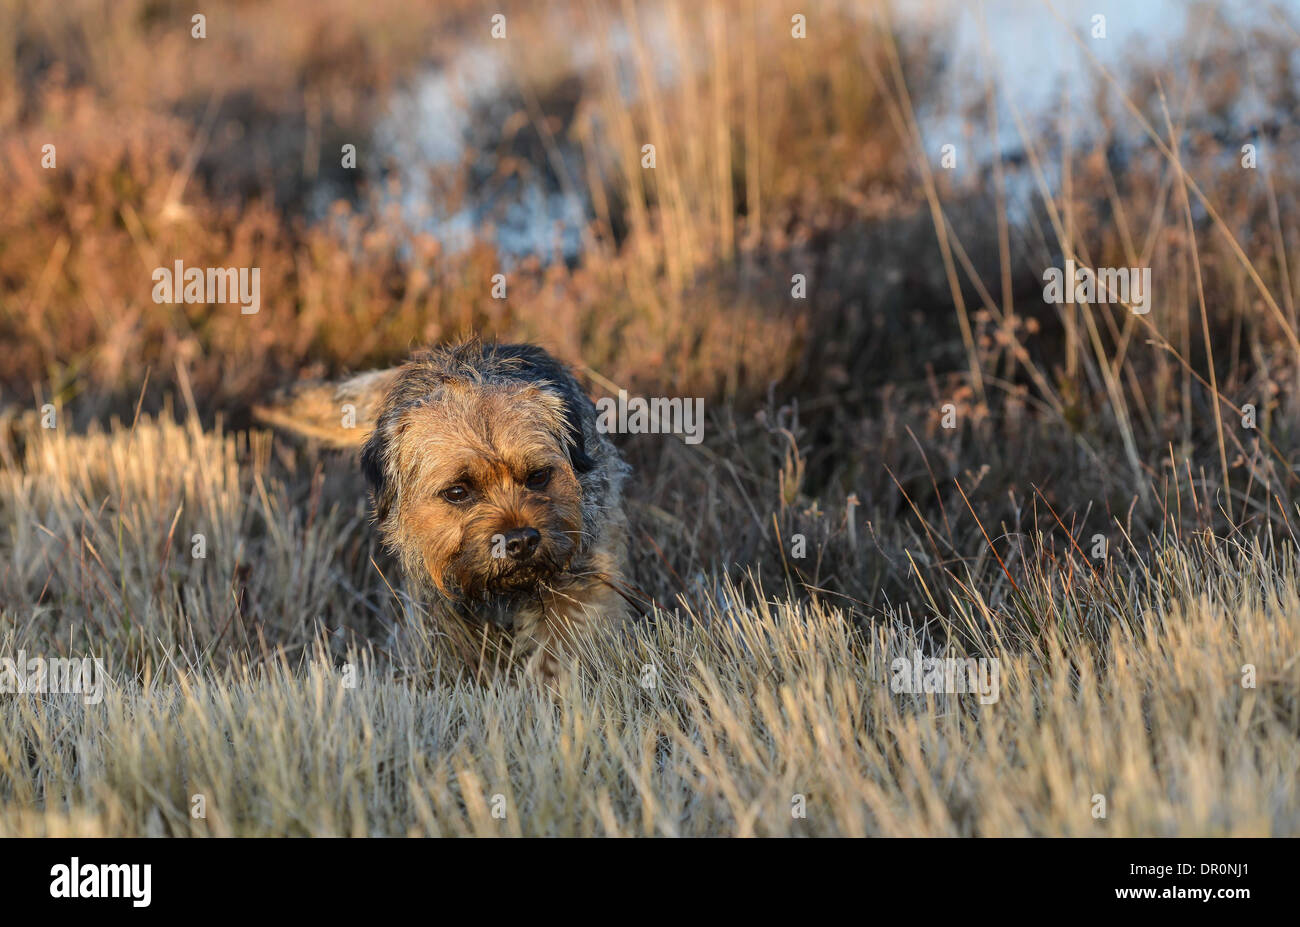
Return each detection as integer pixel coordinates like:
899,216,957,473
558,390,597,474
488,343,598,475
536,381,596,474
254,367,401,448
359,431,393,520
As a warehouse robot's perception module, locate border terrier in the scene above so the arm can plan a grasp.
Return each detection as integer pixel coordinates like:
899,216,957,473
255,341,631,678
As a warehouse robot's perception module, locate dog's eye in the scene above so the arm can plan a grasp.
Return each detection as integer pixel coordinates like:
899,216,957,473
441,484,471,504
524,467,552,490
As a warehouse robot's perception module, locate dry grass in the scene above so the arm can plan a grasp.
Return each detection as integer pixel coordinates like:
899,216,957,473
2,417,1297,836
1,402,1297,836
2,0,1300,836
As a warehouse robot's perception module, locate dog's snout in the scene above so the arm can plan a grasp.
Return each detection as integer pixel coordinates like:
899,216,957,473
503,527,541,561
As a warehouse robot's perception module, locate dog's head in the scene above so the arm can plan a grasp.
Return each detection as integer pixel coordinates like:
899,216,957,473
361,371,588,601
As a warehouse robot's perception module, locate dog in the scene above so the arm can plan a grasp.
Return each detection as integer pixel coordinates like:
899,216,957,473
255,340,632,679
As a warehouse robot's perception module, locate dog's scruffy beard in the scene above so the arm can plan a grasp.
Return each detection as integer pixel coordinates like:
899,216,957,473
432,505,583,631
444,558,572,632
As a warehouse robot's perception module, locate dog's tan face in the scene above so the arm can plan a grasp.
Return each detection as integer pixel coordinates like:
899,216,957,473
373,379,584,599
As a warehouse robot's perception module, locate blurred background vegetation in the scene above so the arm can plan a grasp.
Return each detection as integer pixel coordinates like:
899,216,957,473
3,0,1300,646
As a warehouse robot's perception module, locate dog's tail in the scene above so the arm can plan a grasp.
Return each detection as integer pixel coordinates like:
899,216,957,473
253,368,399,448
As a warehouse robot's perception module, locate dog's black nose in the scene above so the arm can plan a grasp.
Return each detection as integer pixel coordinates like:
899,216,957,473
503,527,541,561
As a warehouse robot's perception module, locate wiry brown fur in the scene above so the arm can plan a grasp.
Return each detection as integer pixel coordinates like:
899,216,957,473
252,368,400,447
257,341,632,679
